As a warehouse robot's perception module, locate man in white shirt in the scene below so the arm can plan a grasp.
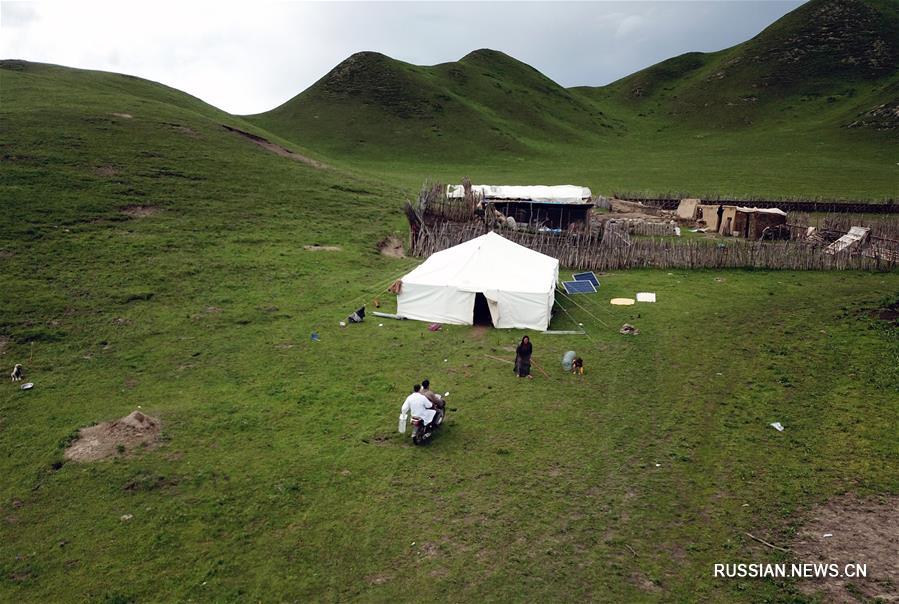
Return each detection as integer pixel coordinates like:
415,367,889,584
401,384,435,425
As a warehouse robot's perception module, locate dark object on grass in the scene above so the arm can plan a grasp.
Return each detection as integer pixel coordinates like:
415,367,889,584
347,306,365,324
571,357,584,375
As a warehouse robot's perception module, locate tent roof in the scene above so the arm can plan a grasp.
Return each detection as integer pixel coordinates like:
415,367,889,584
447,184,592,205
402,232,558,294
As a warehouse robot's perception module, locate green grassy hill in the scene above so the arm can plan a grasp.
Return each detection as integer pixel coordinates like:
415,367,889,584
248,49,617,160
589,0,899,129
247,0,898,199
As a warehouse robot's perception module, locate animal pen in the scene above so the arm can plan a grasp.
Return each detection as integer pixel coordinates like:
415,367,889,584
405,182,899,271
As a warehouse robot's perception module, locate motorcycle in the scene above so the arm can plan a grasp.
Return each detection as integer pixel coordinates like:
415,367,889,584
410,407,444,445
399,393,448,446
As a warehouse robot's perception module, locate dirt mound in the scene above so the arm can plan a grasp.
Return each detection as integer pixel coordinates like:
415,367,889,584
378,236,405,257
120,205,160,218
64,410,161,462
791,494,899,602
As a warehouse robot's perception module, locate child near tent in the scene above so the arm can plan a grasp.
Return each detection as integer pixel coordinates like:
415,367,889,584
571,357,584,375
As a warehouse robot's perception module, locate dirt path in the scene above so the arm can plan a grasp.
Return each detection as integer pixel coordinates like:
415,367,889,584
222,124,327,169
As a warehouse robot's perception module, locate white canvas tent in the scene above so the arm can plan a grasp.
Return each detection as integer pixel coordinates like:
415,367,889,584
396,232,559,331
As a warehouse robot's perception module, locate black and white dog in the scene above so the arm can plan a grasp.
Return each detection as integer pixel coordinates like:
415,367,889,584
10,364,23,382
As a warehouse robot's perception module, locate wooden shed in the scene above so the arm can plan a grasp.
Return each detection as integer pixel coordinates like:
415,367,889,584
697,204,787,239
732,207,788,240
447,184,594,231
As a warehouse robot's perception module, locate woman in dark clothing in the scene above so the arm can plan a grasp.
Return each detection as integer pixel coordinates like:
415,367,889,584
514,336,533,379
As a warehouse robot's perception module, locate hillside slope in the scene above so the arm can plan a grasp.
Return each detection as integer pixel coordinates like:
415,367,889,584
582,0,899,129
252,0,897,151
247,49,619,159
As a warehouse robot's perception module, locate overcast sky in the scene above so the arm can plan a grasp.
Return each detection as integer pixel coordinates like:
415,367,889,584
1,1,804,115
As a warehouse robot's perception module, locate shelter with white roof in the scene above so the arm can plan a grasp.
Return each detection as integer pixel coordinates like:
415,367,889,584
395,232,559,331
447,184,593,231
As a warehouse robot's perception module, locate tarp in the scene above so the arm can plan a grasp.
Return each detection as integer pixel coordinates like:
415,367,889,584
446,184,592,205
396,232,559,331
735,207,787,216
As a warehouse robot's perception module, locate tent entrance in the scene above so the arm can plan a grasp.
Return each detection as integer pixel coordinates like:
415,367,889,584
472,293,494,326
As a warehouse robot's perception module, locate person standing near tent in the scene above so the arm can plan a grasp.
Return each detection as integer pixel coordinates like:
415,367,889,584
514,336,533,379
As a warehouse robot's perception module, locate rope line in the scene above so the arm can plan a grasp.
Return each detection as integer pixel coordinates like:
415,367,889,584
326,259,422,317
554,287,610,328
553,298,598,344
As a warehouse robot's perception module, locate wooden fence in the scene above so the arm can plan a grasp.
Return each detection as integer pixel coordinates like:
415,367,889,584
614,192,899,214
790,212,899,240
412,222,899,271
417,179,479,224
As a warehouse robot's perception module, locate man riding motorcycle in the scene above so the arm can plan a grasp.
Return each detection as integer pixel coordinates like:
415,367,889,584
399,384,444,444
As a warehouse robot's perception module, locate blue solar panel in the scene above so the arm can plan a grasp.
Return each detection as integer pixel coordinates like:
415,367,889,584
562,280,597,294
573,272,599,287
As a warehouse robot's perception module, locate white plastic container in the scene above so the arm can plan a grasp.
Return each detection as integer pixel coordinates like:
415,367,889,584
398,413,408,433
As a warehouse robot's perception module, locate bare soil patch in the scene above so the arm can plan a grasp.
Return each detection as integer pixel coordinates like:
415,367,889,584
790,494,899,602
164,122,200,138
378,236,405,258
630,572,662,593
64,410,161,462
303,244,342,252
120,205,160,218
469,325,489,340
867,301,899,325
94,165,118,177
365,572,392,585
222,124,327,169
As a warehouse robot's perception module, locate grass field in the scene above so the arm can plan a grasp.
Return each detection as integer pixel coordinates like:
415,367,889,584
2,24,899,603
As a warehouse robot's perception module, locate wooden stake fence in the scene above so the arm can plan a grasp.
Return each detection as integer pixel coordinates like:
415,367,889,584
411,222,899,271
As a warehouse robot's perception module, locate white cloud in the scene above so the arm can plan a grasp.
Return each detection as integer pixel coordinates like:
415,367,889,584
615,13,646,38
0,1,804,114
